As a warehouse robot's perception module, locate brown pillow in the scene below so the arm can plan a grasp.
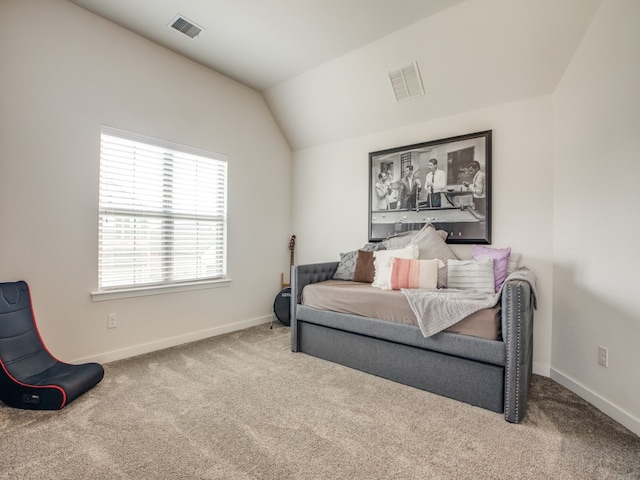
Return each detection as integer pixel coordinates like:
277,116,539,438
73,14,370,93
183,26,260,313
353,250,375,283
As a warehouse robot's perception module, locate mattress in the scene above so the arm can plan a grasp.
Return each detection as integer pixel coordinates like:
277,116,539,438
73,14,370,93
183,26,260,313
301,280,500,340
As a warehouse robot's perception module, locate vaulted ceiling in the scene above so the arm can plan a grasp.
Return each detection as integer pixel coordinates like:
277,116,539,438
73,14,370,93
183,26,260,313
68,0,602,150
68,0,467,91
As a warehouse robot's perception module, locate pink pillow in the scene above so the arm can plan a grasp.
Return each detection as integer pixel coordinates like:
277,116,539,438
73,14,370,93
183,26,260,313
472,245,511,292
389,258,441,290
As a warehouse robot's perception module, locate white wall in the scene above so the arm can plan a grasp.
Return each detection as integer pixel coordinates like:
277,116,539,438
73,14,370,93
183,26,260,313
0,0,292,363
292,96,554,374
552,0,640,434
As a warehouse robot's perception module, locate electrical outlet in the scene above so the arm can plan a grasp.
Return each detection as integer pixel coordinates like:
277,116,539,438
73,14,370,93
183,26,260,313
107,313,118,329
598,345,608,367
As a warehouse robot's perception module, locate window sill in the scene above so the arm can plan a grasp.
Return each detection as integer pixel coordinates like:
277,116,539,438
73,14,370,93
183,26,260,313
91,278,232,302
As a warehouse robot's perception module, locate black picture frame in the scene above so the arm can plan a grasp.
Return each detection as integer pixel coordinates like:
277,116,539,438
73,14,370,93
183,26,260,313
369,130,491,244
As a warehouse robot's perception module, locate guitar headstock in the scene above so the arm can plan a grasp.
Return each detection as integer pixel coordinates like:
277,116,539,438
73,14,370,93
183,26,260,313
288,235,296,251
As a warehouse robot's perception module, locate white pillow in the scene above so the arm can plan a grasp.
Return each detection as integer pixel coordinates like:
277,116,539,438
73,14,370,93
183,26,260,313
446,258,495,293
372,244,419,290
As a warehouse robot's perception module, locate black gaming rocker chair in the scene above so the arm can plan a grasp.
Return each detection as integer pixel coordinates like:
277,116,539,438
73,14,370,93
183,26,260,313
0,281,104,410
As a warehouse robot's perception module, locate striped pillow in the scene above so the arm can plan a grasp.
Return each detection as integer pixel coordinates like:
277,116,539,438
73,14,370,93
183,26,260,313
389,258,442,290
446,258,495,293
409,224,458,288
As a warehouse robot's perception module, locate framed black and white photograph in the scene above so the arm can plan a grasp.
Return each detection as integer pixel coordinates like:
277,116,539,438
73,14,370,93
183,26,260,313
369,130,491,243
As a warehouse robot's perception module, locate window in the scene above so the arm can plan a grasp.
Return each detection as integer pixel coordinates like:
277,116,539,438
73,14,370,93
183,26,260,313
97,126,227,293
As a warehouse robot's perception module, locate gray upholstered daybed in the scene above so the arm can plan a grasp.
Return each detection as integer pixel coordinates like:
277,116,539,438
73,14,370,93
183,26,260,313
290,261,535,423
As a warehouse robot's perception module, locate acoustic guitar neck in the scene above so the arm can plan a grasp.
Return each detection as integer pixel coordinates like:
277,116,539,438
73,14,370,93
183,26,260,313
281,235,296,289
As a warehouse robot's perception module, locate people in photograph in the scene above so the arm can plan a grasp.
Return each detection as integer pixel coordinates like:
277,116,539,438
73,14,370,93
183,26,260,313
424,158,446,208
463,160,486,215
385,171,399,209
398,164,421,210
457,165,469,185
375,172,391,210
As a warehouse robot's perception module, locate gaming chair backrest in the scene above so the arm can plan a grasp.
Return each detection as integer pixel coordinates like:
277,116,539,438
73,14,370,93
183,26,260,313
0,281,58,382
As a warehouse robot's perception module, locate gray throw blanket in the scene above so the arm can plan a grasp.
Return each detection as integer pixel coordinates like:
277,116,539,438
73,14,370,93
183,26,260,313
402,268,538,338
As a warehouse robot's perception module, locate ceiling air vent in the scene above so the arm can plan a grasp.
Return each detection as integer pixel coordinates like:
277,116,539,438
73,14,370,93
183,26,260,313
169,15,204,39
389,62,424,102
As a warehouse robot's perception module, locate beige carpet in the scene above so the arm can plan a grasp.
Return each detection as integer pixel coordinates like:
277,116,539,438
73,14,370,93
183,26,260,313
1,324,638,479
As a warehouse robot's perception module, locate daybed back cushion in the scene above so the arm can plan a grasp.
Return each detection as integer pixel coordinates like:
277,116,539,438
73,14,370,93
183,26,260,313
372,244,419,290
472,245,511,292
389,258,441,290
508,252,521,274
381,230,416,250
353,250,376,283
333,243,385,281
447,258,495,293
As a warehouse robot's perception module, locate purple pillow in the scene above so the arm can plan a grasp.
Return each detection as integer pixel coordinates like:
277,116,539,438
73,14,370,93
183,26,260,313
472,245,511,292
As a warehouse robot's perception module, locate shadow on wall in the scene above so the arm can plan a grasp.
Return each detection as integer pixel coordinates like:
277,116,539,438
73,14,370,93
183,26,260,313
551,263,637,382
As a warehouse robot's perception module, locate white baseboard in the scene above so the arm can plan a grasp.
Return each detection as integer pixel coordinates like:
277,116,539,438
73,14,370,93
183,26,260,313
74,315,272,365
550,368,640,437
533,362,550,377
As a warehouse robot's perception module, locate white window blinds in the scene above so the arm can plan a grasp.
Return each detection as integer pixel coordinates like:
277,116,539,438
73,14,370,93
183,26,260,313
98,126,227,290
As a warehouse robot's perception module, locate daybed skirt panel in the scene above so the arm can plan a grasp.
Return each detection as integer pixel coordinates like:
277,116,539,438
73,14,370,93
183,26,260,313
298,321,505,413
295,305,506,367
